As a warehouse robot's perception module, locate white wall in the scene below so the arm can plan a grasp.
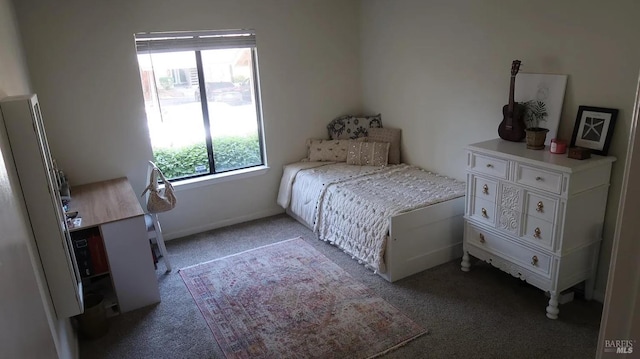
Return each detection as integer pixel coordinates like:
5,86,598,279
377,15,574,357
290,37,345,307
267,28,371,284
13,0,362,239
359,0,640,300
0,0,75,357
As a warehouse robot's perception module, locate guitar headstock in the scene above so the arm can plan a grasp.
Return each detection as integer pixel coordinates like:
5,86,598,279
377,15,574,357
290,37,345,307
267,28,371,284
511,60,522,76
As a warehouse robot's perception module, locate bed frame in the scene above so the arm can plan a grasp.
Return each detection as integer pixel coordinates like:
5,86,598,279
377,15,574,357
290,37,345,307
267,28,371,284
288,195,465,282
383,196,465,281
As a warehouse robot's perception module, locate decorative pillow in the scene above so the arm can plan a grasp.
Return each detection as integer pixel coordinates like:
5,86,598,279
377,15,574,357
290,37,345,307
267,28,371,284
346,141,390,166
304,137,366,161
367,127,401,164
307,139,352,162
327,114,383,140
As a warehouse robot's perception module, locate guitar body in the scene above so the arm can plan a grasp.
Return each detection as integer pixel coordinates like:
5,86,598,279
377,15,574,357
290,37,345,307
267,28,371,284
498,59,527,142
498,102,526,141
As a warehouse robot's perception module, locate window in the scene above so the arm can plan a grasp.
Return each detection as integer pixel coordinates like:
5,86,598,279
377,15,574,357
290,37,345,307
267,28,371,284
135,30,265,181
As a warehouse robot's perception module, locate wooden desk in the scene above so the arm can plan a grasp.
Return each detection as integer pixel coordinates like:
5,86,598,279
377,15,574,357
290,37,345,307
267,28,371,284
69,177,160,314
71,177,145,229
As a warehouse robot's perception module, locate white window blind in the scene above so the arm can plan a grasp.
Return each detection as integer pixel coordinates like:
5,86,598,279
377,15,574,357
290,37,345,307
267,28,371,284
135,30,256,54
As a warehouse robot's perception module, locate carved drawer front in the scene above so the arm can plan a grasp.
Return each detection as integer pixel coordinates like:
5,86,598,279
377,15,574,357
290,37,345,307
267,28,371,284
525,192,558,223
515,164,563,194
522,215,555,250
472,175,498,202
470,153,508,179
500,184,522,211
467,224,552,277
497,206,521,235
470,196,496,226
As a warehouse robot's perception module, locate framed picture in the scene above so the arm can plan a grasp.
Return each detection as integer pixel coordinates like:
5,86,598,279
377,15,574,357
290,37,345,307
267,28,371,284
515,73,568,146
570,106,618,156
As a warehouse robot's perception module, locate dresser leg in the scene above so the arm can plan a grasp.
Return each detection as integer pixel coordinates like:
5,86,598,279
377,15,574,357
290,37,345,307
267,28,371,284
584,278,595,301
461,251,471,272
546,291,559,319
584,243,600,301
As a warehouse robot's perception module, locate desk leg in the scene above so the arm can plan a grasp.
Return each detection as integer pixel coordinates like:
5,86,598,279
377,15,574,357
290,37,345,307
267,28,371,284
151,214,172,272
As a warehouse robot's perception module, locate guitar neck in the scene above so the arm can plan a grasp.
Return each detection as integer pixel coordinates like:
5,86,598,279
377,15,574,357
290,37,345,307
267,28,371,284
508,75,516,113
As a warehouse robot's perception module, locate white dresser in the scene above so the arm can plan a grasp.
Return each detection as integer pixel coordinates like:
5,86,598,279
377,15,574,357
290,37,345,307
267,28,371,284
460,138,615,319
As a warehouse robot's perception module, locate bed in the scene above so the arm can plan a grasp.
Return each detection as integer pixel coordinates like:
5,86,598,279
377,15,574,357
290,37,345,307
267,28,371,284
277,116,466,282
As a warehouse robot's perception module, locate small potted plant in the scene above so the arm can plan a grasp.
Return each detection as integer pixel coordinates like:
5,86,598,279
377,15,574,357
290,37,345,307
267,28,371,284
524,100,549,150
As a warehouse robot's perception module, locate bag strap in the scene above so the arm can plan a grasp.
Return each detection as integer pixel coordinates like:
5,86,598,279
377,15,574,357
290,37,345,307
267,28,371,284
154,167,174,192
141,164,161,197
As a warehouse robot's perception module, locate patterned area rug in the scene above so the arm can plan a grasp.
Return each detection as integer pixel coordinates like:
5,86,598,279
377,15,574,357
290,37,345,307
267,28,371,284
179,237,427,359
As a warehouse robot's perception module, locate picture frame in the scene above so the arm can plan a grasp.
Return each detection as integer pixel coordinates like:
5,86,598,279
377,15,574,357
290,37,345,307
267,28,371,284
515,73,568,146
570,106,618,156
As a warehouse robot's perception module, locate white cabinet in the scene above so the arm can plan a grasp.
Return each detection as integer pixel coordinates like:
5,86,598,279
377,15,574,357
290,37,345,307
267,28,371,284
461,138,615,319
100,216,159,313
0,94,84,318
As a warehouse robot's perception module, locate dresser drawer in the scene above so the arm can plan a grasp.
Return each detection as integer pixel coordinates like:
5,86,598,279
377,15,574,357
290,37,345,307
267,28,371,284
469,196,496,226
525,192,558,223
472,175,498,202
515,164,563,194
470,153,508,179
522,215,554,250
466,224,552,277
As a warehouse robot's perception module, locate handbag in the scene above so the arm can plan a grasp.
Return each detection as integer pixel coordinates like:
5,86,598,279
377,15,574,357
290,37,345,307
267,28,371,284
142,166,177,213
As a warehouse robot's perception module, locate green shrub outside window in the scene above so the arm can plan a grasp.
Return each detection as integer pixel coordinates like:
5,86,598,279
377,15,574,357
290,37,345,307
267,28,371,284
153,134,261,180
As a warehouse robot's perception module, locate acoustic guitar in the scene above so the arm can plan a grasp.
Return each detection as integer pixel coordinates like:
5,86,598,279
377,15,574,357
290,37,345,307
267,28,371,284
498,60,526,142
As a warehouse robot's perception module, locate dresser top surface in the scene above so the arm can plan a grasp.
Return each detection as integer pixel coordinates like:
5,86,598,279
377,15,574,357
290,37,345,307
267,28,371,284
467,138,616,172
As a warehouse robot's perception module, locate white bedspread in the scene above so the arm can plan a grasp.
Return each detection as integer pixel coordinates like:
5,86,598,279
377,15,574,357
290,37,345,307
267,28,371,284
316,165,465,273
278,162,465,273
280,162,389,228
276,161,334,209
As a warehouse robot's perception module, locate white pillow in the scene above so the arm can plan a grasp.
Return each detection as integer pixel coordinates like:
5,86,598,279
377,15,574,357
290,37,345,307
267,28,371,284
346,141,390,166
367,127,401,164
307,139,351,162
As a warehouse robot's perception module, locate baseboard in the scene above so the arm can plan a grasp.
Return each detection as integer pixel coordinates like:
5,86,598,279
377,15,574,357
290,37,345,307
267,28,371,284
163,208,285,240
593,289,606,303
546,290,576,304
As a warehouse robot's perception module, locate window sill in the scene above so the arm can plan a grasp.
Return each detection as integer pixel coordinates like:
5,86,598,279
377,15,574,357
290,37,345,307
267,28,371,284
171,166,270,191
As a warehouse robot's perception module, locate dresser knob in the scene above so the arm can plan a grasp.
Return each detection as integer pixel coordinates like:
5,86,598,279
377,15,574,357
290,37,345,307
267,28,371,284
481,208,488,218
531,255,539,266
479,233,485,243
486,164,494,168
535,176,543,181
536,201,544,212
482,184,489,195
533,227,541,238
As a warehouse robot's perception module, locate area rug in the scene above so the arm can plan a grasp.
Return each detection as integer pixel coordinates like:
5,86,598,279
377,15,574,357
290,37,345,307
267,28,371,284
179,237,427,359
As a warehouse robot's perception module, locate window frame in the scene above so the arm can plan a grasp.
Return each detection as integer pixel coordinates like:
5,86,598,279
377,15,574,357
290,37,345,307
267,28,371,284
135,30,266,182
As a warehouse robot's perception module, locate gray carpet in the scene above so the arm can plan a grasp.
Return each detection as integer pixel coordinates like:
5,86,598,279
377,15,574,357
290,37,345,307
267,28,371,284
79,214,602,359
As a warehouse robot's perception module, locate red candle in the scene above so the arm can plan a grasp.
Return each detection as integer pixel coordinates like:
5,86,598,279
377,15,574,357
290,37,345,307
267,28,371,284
550,139,567,154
